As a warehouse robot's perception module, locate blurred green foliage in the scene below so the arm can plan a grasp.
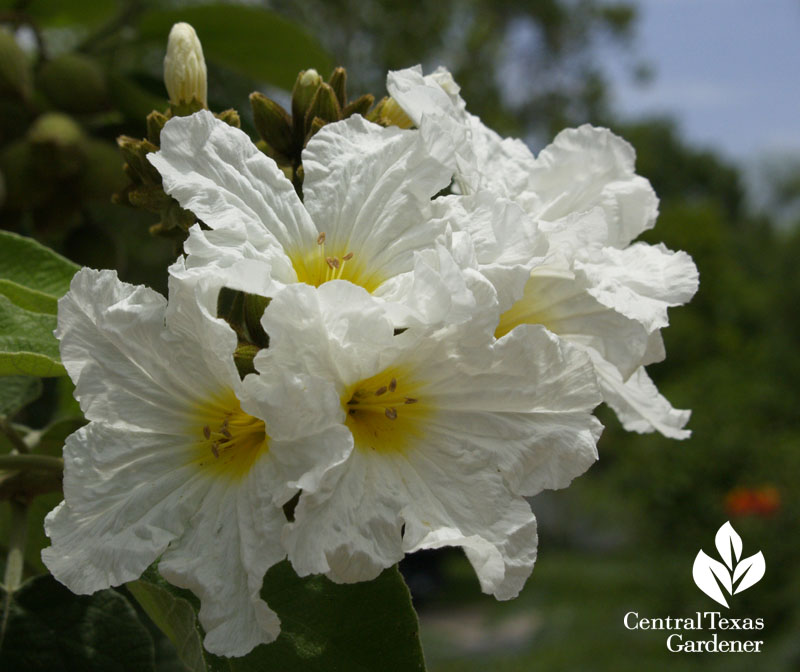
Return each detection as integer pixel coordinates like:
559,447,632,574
1,0,799,670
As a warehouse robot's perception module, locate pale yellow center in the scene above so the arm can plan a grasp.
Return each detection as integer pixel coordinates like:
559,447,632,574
191,389,268,480
288,233,385,293
495,274,553,339
342,366,431,454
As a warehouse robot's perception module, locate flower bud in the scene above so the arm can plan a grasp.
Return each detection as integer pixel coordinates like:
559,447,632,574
304,83,341,138
250,92,294,160
328,67,347,108
343,93,375,119
164,22,207,109
0,29,33,102
38,54,108,114
291,69,322,132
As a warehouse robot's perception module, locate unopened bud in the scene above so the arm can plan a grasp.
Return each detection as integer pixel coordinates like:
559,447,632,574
146,110,169,145
0,29,33,101
304,83,341,137
38,54,108,114
164,22,207,108
291,69,322,133
216,108,241,128
343,93,375,119
328,67,347,108
250,92,294,158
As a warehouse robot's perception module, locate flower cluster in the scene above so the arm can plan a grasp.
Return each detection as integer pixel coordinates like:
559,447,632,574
43,64,696,657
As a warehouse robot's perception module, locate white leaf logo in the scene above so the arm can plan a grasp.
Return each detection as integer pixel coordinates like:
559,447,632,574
692,521,765,608
715,521,742,569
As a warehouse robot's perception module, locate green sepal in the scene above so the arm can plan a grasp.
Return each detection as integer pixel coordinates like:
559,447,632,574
343,93,375,119
233,343,260,378
251,92,294,159
304,83,341,137
328,66,347,109
291,69,322,142
216,108,241,128
168,98,205,117
146,110,169,145
243,293,270,348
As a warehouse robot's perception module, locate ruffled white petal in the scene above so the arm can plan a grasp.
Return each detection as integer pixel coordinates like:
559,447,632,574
376,231,501,336
302,115,452,283
42,424,207,593
284,451,406,582
265,283,601,597
590,353,691,439
241,367,353,502
56,268,230,431
501,265,652,380
421,325,602,496
256,281,401,384
521,125,659,247
158,463,283,656
286,444,539,600
576,243,699,333
149,109,313,288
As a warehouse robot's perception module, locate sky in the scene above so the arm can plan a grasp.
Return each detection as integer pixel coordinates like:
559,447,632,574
602,0,800,165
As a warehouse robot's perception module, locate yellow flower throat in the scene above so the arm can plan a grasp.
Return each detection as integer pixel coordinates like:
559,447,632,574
192,389,268,479
289,231,385,293
342,366,430,454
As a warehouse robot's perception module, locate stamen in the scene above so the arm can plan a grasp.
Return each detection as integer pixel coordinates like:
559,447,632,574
375,386,387,396
317,232,326,245
385,407,398,420
220,427,232,439
326,257,338,269
211,442,220,458
404,397,418,404
342,252,354,261
388,378,397,392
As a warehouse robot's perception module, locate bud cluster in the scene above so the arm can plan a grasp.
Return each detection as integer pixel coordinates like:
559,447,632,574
250,67,378,191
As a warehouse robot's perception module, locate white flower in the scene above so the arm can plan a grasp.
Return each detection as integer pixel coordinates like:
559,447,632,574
388,66,699,438
254,281,602,599
148,109,489,329
42,267,349,657
164,22,207,108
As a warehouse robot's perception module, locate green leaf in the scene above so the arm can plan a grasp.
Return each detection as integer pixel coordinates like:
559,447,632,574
135,561,425,672
25,0,117,29
127,579,206,672
0,296,65,377
0,377,42,418
0,576,156,671
138,6,332,91
0,231,79,314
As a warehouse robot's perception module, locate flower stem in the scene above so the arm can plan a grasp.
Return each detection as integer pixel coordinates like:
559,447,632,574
0,499,29,650
0,418,29,454
0,454,63,472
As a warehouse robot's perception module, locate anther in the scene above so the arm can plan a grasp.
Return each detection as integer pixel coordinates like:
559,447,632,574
388,378,397,392
326,257,338,269
317,232,326,245
202,425,211,439
220,427,232,439
375,386,387,396
404,397,418,404
342,252,354,261
385,407,398,420
211,442,220,458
